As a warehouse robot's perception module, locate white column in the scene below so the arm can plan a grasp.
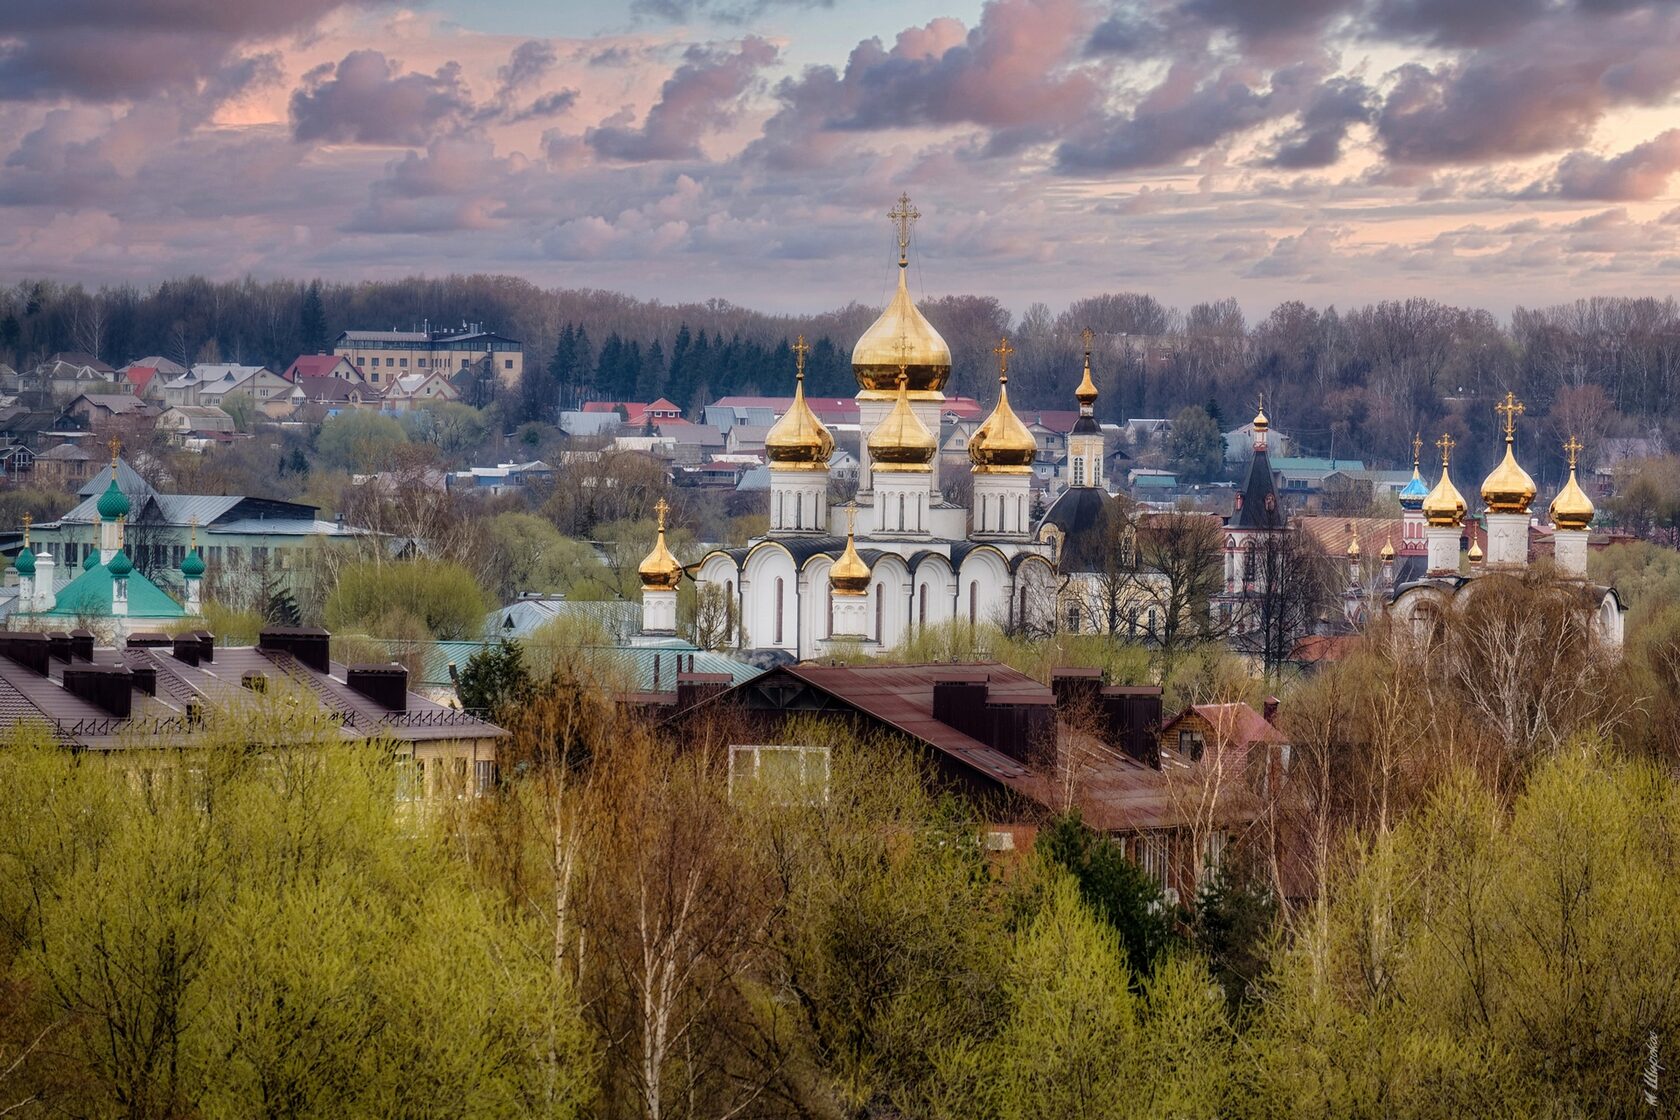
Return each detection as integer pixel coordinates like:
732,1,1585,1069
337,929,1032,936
830,593,869,638
872,472,929,537
1484,511,1530,567
641,588,677,635
972,473,1031,539
186,576,203,615
1426,525,1460,576
1554,530,1589,578
769,468,829,534
32,553,55,613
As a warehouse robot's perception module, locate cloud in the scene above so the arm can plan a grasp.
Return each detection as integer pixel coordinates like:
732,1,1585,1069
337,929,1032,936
0,0,388,102
1263,75,1374,169
1181,0,1351,41
291,51,475,146
1541,130,1680,200
1055,62,1287,174
1376,8,1680,165
629,0,833,23
586,36,778,161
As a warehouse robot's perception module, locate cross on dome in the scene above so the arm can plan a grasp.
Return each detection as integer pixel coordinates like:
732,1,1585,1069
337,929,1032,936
993,336,1013,378
1496,391,1525,440
792,334,810,379
888,193,920,267
1436,432,1456,464
1564,434,1584,469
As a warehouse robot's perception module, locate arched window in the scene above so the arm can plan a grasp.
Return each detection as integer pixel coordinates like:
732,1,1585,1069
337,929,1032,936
795,491,802,529
775,577,785,645
1019,584,1028,627
918,583,927,626
969,582,978,626
1242,541,1256,582
775,492,783,528
725,580,736,643
898,492,906,530
1073,458,1085,487
826,583,834,638
874,582,884,642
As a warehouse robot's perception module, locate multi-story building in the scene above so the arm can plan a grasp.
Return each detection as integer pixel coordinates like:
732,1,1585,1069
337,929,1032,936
333,326,523,389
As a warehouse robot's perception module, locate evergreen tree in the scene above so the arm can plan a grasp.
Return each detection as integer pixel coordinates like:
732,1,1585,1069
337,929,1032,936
299,280,328,356
456,639,534,718
548,323,576,414
1036,811,1179,978
638,339,667,403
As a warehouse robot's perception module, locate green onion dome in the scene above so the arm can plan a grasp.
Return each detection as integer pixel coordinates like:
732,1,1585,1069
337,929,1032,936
97,477,130,520
13,546,34,577
107,550,133,577
181,549,205,578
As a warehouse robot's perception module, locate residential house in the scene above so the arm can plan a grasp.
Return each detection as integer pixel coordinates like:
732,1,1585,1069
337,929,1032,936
60,392,158,432
117,357,186,401
34,353,117,399
0,628,505,798
31,443,99,490
293,376,377,417
283,354,362,383
445,461,556,496
0,445,35,483
157,406,237,445
195,367,293,413
0,404,71,451
650,421,725,466
726,424,771,455
380,370,460,413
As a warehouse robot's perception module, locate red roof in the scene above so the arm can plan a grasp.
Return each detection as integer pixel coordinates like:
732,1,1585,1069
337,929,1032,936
122,365,158,393
1025,409,1081,433
283,355,351,382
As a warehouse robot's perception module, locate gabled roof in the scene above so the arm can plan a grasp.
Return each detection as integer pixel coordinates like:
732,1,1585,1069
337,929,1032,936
69,393,153,415
1229,446,1284,531
283,355,353,380
37,563,186,620
36,442,94,462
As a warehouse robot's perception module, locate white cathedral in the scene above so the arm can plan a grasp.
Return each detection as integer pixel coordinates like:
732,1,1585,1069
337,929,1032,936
670,196,1109,660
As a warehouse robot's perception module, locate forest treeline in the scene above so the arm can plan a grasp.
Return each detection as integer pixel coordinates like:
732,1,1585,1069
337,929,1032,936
5,276,1680,483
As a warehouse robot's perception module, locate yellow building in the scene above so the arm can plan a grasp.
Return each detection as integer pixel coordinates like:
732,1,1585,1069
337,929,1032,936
333,326,523,389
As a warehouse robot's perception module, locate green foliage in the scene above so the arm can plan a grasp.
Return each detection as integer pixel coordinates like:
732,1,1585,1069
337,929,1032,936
219,390,257,432
457,640,534,717
1591,540,1680,628
198,601,265,644
1036,812,1180,977
402,401,488,458
0,713,593,1119
316,411,409,472
1192,854,1277,1014
325,559,490,640
482,513,609,602
1168,404,1224,483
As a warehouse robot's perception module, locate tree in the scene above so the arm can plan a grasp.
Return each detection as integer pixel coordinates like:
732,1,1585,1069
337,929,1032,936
299,279,328,357
325,558,491,640
219,390,257,432
481,512,608,602
457,639,534,717
1137,511,1231,676
1241,528,1337,678
316,411,409,473
1168,405,1224,483
1036,812,1179,978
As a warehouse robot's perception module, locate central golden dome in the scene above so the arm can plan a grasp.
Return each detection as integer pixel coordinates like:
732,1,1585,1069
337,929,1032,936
1481,443,1537,514
765,340,834,470
1424,438,1466,528
969,367,1036,474
852,195,951,396
868,370,936,470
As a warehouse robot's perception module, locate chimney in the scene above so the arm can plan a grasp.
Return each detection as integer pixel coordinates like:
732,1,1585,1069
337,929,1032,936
131,666,157,696
171,634,200,667
675,672,732,713
1097,686,1163,768
46,631,72,663
258,627,331,673
1263,696,1279,724
0,633,51,676
1050,667,1103,711
933,676,1054,763
194,631,214,663
70,629,95,661
126,633,171,649
62,665,133,717
345,664,409,712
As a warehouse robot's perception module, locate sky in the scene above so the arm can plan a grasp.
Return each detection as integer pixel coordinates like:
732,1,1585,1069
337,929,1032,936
2,0,1679,318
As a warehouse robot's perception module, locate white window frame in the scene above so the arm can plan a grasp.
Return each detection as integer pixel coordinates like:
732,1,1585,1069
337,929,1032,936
728,744,831,805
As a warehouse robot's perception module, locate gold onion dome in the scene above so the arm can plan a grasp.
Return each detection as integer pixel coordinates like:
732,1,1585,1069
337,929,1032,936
970,338,1036,474
1551,437,1595,531
1424,434,1467,527
830,507,871,595
637,500,684,590
1481,392,1537,514
1468,538,1484,564
868,369,937,470
1252,401,1270,433
1346,531,1361,560
851,194,951,395
1380,536,1395,562
765,337,834,470
1074,350,1099,408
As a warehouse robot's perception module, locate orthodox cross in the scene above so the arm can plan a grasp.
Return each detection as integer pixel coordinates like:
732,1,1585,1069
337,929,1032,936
793,334,809,381
1564,435,1584,470
108,435,121,471
1496,391,1525,440
993,336,1013,379
1411,432,1423,468
654,498,669,533
20,511,29,545
846,502,857,537
189,515,198,550
1437,432,1456,466
1081,326,1094,360
888,193,919,266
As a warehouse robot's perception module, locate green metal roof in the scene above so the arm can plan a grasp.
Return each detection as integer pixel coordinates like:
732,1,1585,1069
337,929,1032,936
391,639,762,691
36,563,187,620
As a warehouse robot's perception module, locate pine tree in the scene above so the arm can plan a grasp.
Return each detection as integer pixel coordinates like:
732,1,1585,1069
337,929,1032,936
299,280,328,356
638,339,667,403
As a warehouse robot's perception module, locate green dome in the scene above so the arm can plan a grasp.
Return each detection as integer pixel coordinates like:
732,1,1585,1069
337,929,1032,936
181,549,205,578
84,550,100,571
14,547,34,576
107,550,133,577
97,478,130,520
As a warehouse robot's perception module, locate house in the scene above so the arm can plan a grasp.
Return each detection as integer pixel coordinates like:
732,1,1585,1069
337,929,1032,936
0,405,68,451
197,367,293,412
60,392,157,430
639,662,1253,896
157,406,237,445
0,628,504,797
0,445,36,482
650,421,725,466
31,442,99,490
445,461,555,495
334,326,523,389
380,370,460,413
726,424,771,455
282,354,362,384
484,596,642,641
293,376,376,415
34,353,116,399
116,357,186,400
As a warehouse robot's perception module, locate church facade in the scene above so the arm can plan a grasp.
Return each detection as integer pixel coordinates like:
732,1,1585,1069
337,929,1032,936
689,197,1069,660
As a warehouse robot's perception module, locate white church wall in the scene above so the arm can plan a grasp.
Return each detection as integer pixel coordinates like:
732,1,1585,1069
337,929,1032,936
743,544,799,653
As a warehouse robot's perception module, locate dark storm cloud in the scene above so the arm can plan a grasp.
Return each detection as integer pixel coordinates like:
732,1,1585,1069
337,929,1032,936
0,0,391,101
628,0,833,23
1543,130,1680,200
1364,0,1549,47
586,37,778,161
1179,0,1351,40
1264,75,1375,168
291,51,475,146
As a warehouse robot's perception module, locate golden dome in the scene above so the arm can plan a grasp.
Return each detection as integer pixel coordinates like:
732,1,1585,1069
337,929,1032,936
1346,531,1361,560
637,499,684,590
970,339,1036,474
1380,536,1395,562
868,370,936,471
1253,402,1269,433
1424,435,1466,528
830,507,871,595
852,194,951,396
1550,438,1595,531
1481,443,1537,514
1468,538,1484,564
1075,350,1098,408
765,337,834,470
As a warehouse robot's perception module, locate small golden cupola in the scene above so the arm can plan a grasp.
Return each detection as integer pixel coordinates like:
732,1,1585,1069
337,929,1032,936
868,368,937,471
830,506,872,595
851,194,952,396
1380,536,1395,562
1480,391,1537,514
1074,340,1099,409
1424,433,1467,527
1468,538,1484,564
1550,435,1595,532
765,335,834,470
637,499,684,590
969,336,1036,474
